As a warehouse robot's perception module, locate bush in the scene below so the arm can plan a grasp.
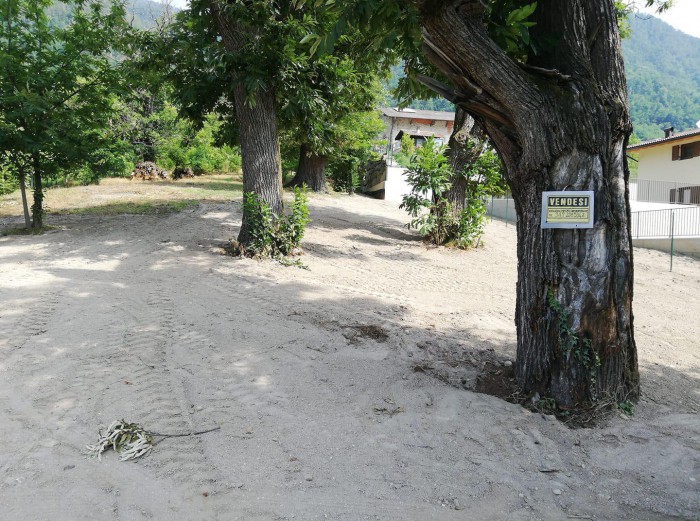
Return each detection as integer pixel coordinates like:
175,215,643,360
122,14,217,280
0,162,19,195
400,138,503,248
234,187,310,259
393,134,416,168
158,113,242,175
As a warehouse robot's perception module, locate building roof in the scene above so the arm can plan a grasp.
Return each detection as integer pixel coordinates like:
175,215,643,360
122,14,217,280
627,128,700,151
379,107,455,121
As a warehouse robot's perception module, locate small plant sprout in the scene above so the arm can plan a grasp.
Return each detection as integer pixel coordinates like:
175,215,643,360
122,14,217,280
618,400,635,416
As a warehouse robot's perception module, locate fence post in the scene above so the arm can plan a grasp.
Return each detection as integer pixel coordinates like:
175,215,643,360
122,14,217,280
669,210,675,272
490,195,494,222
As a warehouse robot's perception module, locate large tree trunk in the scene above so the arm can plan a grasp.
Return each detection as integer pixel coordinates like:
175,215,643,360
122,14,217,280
209,1,283,246
287,143,327,192
445,106,487,215
420,0,638,407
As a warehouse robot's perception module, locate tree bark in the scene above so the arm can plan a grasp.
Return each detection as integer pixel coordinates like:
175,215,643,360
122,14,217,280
232,83,284,244
208,1,284,246
420,0,638,407
18,168,31,229
287,143,327,192
30,159,43,229
445,106,487,215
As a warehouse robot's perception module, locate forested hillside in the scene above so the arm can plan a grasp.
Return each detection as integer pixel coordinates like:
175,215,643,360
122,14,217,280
47,0,173,29
623,15,700,140
385,15,700,141
45,4,699,141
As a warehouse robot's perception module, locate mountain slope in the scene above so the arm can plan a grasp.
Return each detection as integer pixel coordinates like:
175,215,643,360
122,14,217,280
387,15,700,141
47,0,174,30
623,15,700,140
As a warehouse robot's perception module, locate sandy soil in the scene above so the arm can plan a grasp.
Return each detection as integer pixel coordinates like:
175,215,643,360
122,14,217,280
0,192,698,520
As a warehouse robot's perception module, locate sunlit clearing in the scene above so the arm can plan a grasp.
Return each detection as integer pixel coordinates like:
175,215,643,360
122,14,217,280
50,257,122,271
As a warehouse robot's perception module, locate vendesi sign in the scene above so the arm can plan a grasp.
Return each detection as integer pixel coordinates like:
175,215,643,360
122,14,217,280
541,191,594,229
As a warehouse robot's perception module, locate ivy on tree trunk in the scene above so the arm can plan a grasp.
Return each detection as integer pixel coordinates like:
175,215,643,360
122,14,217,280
31,158,43,229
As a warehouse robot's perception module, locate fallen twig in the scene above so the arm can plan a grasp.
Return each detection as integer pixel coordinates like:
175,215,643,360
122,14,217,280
148,426,221,438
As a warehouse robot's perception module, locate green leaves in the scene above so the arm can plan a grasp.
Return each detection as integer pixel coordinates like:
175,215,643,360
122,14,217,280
400,137,505,248
505,2,537,25
0,0,131,176
236,187,310,259
485,1,539,61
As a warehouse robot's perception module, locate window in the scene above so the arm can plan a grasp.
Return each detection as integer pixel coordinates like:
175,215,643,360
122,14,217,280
672,141,700,161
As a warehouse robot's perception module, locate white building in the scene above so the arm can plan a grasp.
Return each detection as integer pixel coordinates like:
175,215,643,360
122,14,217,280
378,107,455,160
627,126,700,204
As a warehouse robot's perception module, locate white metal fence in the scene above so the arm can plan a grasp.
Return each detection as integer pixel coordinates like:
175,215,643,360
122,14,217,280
630,206,700,239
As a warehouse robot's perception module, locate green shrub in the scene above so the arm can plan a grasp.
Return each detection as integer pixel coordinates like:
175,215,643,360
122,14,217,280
400,138,504,248
234,187,310,260
393,133,416,168
0,166,19,195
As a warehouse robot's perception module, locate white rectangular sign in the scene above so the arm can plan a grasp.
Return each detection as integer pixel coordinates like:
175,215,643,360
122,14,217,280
541,191,595,229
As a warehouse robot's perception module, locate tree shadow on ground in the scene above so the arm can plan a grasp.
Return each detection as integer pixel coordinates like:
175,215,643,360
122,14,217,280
308,201,423,244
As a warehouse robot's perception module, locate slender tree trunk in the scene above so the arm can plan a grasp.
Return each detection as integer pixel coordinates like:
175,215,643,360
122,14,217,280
209,1,283,246
30,159,43,229
420,0,638,407
445,106,487,215
18,168,31,229
287,143,327,192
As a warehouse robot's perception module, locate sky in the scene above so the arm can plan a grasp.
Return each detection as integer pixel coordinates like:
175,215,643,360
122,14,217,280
640,0,700,38
157,0,700,39
160,0,187,9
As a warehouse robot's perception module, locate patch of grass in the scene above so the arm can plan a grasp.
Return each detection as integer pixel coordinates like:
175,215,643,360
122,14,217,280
1,225,58,236
0,174,244,219
58,200,198,216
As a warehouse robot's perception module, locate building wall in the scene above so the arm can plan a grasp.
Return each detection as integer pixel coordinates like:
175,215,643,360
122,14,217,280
637,135,700,184
379,116,454,156
383,166,435,202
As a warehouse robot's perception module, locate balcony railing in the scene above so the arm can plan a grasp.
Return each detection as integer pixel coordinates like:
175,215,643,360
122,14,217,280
630,179,700,205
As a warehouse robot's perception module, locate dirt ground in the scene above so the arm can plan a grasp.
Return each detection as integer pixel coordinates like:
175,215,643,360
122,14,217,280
0,188,698,520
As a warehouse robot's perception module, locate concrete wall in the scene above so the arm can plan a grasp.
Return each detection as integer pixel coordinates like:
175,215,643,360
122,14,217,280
383,166,435,202
380,115,453,159
632,237,700,257
637,136,700,185
486,197,518,224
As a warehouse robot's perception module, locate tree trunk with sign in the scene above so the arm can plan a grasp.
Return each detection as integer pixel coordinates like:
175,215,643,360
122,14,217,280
420,0,638,407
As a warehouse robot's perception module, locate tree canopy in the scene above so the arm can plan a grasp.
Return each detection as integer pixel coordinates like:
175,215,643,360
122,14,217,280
0,0,131,226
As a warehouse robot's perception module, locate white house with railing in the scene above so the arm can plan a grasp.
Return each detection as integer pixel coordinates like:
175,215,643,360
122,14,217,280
627,125,700,205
